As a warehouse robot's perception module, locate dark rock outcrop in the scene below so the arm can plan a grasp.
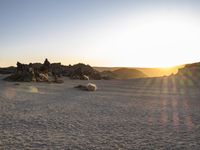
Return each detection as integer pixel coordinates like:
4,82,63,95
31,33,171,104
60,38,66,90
41,58,51,73
63,63,101,80
3,59,102,82
4,59,63,83
52,63,63,77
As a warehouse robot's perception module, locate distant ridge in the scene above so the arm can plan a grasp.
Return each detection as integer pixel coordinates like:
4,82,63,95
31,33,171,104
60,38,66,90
112,68,147,79
100,68,147,79
175,62,200,78
94,65,183,77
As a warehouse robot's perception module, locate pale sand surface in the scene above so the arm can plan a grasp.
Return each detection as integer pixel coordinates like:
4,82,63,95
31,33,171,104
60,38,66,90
0,75,200,149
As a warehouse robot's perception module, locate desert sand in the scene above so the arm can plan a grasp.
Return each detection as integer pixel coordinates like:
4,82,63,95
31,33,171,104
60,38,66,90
0,75,200,149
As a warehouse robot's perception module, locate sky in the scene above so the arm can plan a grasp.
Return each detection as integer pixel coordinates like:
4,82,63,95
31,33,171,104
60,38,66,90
0,0,200,67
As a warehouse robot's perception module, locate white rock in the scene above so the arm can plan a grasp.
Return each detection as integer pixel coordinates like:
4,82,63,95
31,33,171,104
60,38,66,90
86,83,97,91
83,75,89,80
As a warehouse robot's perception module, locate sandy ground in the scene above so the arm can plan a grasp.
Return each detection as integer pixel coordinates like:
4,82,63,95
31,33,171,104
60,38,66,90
0,75,200,149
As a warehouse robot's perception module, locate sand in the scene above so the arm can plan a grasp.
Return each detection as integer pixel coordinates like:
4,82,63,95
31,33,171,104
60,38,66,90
0,75,200,149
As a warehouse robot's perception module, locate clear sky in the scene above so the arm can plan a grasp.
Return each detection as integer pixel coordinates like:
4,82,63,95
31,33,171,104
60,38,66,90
0,0,200,67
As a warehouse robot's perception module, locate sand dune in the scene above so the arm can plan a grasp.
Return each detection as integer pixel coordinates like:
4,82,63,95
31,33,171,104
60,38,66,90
0,75,200,149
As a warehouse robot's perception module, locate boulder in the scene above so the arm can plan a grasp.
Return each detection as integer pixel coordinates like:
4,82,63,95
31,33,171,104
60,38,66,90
86,83,97,91
74,83,97,91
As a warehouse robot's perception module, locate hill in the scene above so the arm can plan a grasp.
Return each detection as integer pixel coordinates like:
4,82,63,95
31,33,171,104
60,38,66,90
94,65,183,77
101,68,147,79
175,62,200,81
112,68,147,79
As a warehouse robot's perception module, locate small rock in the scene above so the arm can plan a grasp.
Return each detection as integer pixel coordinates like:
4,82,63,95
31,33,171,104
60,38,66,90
86,83,97,91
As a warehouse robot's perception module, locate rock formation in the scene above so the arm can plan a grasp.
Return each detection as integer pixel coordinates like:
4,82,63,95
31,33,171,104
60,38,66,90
4,59,63,83
4,59,102,82
63,63,101,80
41,58,51,73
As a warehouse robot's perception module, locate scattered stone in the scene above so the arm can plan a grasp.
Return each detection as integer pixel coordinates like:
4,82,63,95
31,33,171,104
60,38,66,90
75,83,97,91
86,83,97,91
38,73,49,82
83,75,89,80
